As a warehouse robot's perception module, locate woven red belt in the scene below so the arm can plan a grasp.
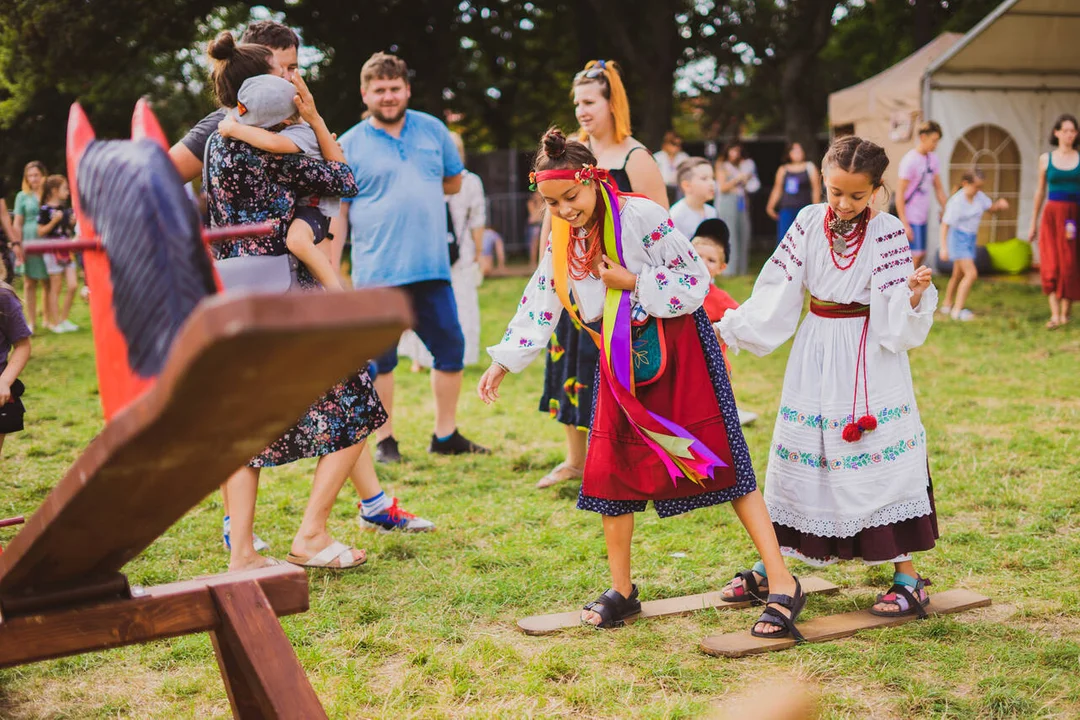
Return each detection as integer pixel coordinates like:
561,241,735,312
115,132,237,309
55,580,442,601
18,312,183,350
809,298,870,318
809,297,876,442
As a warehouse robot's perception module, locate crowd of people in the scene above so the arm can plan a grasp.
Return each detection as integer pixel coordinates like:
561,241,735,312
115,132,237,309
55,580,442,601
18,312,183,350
1,18,1078,640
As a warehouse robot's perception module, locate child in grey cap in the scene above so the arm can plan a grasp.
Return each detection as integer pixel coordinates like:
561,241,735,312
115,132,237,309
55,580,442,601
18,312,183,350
218,73,343,290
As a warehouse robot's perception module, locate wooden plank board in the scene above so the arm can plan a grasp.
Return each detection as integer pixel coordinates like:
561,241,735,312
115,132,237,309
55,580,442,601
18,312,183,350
0,289,411,604
0,565,308,668
210,579,328,719
700,588,991,658
517,576,840,635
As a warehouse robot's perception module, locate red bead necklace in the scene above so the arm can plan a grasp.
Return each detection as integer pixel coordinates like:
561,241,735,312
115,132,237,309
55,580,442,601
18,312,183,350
568,208,605,280
823,206,870,271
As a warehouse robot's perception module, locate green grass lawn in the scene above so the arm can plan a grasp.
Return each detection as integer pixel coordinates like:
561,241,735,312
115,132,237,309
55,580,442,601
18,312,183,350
1,271,1078,719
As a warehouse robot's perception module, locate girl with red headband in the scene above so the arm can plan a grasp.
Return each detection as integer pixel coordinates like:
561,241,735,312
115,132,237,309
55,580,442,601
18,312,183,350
479,128,804,638
717,136,939,619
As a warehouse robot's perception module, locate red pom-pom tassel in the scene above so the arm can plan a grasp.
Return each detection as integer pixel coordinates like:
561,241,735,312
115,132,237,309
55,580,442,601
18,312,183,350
842,423,862,443
857,414,878,432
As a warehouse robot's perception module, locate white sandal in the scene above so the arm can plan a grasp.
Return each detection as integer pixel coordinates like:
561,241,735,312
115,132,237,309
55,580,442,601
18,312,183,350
536,461,583,489
286,540,366,569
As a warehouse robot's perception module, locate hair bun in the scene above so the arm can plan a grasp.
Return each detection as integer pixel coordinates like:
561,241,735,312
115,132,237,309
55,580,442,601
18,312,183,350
207,31,237,61
542,127,567,159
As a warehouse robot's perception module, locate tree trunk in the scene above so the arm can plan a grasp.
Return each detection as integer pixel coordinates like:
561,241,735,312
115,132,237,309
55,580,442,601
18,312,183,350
777,0,840,159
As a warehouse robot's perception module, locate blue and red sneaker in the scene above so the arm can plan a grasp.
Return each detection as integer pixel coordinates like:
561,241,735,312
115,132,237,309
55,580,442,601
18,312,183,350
357,497,435,533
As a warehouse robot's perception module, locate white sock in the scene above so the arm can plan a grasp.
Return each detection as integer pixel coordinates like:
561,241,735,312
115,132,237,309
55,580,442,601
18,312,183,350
361,491,391,517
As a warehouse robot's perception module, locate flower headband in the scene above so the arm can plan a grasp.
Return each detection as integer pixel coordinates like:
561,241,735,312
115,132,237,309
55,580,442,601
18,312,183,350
529,164,611,191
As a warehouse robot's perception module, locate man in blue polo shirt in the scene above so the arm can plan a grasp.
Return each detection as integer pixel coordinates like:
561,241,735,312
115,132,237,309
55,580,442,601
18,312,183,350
333,52,487,463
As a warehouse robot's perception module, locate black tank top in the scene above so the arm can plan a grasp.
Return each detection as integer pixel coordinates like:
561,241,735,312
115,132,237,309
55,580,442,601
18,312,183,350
604,146,649,193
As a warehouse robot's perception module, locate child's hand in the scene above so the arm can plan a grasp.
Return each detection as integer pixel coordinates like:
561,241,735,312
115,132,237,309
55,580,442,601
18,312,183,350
907,265,932,305
217,114,238,138
0,380,11,406
477,363,508,405
291,73,319,123
598,255,637,291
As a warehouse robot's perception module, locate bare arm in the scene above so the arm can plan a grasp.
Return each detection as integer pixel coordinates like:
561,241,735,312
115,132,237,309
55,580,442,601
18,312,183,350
0,337,30,404
766,166,784,219
443,174,463,195
218,116,301,154
808,162,822,204
1028,153,1049,240
715,162,740,193
37,211,63,237
169,143,204,183
991,198,1009,213
895,178,910,224
625,146,669,209
938,222,950,261
933,173,947,210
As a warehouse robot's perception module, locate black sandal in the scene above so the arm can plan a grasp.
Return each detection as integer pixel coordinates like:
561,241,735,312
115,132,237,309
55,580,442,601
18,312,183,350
869,573,931,618
750,576,806,641
581,585,641,629
721,561,769,604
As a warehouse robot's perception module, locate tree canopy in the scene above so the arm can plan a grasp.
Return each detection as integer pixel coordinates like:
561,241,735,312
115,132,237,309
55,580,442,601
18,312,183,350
0,0,1004,194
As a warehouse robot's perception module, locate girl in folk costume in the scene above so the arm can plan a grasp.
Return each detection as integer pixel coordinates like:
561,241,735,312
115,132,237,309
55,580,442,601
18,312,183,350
479,128,805,637
535,59,668,491
718,136,939,617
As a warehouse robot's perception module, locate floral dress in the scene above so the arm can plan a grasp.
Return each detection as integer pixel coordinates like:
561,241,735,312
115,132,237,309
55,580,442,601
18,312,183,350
205,134,387,467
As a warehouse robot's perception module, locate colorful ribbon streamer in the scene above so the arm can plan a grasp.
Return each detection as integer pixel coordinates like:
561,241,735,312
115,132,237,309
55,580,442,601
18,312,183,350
549,179,727,487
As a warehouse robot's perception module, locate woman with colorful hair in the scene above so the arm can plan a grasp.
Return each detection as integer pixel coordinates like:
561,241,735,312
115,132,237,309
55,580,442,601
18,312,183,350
481,128,803,636
535,59,668,490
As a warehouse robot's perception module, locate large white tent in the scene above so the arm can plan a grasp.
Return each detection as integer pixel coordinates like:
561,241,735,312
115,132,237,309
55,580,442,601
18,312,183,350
830,0,1080,255
923,0,1080,250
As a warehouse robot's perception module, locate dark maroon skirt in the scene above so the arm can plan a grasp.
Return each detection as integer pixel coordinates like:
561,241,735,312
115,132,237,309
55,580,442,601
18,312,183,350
773,479,939,565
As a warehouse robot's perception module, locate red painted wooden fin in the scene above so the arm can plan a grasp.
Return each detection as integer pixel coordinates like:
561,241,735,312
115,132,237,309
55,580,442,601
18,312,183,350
130,97,169,149
66,103,97,240
68,102,154,421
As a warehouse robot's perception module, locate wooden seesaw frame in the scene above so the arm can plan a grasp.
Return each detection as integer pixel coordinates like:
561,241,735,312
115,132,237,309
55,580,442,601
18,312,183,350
0,99,412,718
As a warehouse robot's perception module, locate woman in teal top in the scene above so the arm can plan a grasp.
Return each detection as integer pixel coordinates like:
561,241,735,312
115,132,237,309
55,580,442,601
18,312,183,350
12,161,48,332
1028,114,1080,329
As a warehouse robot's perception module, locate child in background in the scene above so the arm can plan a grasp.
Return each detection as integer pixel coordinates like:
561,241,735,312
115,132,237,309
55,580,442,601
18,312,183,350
939,170,1008,321
669,158,718,239
36,175,78,333
217,73,344,291
692,219,757,426
0,262,32,458
479,227,506,275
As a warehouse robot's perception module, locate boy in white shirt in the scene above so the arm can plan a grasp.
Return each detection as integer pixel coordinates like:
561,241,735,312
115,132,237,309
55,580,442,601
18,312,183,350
669,158,717,239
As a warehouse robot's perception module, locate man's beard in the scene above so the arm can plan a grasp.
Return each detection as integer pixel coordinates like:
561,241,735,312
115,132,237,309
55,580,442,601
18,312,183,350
370,105,406,124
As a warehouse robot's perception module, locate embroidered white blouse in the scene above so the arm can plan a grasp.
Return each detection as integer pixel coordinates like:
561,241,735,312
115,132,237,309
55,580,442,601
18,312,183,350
719,204,939,559
488,196,710,373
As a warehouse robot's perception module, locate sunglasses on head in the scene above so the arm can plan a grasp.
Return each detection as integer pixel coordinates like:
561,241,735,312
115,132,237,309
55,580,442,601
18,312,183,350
576,60,609,80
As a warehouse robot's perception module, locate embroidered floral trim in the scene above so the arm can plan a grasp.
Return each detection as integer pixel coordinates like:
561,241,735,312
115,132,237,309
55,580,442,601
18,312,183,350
667,254,688,271
667,296,684,313
779,240,803,267
770,256,793,281
502,328,513,342
773,431,924,471
878,277,907,292
643,218,675,248
655,271,669,289
879,246,908,259
677,274,699,289
518,337,534,347
536,310,555,327
875,229,905,244
778,403,913,431
768,496,933,539
536,274,547,290
873,257,909,275
794,220,806,235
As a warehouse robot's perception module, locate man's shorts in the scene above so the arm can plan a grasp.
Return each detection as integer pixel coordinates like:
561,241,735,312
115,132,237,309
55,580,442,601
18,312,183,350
908,223,928,253
292,206,331,244
372,280,465,375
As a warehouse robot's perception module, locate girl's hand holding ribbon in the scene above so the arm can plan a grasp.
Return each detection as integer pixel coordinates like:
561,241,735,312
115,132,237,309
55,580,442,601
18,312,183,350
598,255,637,291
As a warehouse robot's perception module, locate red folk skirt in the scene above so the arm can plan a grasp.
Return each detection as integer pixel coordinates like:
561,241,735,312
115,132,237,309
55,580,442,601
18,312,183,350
1039,199,1080,301
582,313,737,501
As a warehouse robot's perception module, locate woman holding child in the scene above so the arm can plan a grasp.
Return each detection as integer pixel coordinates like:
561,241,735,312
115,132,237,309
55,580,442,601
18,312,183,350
204,31,383,571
